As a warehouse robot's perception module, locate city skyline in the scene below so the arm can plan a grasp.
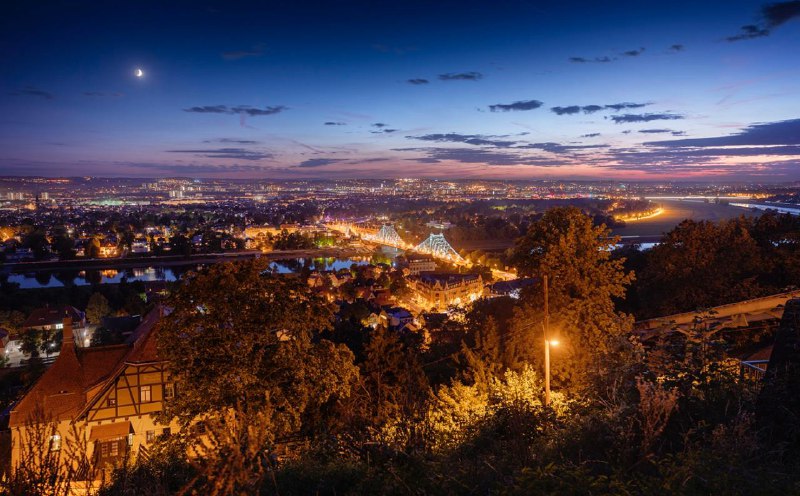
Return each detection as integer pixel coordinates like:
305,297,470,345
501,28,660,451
2,0,799,180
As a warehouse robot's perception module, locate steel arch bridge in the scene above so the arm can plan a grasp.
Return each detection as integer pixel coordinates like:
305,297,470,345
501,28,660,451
364,224,408,249
414,233,464,263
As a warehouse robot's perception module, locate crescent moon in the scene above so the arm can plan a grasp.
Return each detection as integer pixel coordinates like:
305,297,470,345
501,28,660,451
135,68,144,77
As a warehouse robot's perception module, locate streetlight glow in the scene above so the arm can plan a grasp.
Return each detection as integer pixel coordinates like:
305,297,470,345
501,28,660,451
549,340,559,346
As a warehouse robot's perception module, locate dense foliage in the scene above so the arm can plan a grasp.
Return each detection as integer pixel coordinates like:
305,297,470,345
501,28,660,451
4,207,800,495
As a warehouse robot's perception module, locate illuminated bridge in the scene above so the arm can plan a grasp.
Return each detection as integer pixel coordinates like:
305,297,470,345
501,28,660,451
366,224,408,249
326,221,466,264
414,233,465,264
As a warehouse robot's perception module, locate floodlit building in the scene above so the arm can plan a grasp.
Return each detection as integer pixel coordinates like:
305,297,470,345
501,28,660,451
410,273,484,311
8,309,178,481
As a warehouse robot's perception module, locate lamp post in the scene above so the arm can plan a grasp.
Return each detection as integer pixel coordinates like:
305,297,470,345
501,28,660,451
542,275,558,406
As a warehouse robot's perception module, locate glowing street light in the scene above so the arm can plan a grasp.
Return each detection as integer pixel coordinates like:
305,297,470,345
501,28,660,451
542,275,559,407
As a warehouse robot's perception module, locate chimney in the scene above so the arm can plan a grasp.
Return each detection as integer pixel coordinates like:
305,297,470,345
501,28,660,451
62,316,74,349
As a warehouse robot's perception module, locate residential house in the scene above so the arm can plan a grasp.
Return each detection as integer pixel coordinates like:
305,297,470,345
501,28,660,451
8,309,179,481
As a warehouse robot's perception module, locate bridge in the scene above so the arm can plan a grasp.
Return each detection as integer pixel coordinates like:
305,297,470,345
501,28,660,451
415,233,465,264
364,224,411,249
326,222,466,265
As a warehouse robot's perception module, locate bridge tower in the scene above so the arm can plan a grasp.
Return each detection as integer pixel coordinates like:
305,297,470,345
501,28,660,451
414,233,464,263
370,224,405,247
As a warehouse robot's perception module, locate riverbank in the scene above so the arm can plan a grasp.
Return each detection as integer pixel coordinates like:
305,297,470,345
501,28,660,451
0,246,373,273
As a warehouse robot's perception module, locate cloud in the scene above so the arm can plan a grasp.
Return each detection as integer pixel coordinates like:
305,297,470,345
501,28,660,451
84,91,123,97
727,1,800,41
372,123,388,128
643,118,800,147
551,105,581,115
610,113,684,124
669,44,685,51
604,102,648,111
202,138,261,144
581,105,604,114
727,24,771,41
637,129,688,136
407,78,429,85
165,148,272,161
764,0,800,26
551,102,649,116
130,163,272,174
407,133,519,148
568,56,613,63
324,121,346,126
183,105,287,116
622,47,645,56
9,85,54,100
399,147,573,167
222,43,266,60
581,133,601,138
371,129,398,134
516,142,609,154
438,71,483,81
296,158,347,168
488,99,543,112
638,129,676,134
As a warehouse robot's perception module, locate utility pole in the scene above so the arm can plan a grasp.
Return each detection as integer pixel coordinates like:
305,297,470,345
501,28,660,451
543,274,551,407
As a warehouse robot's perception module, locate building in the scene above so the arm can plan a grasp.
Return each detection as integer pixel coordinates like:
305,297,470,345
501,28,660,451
410,273,485,311
8,309,178,481
401,255,437,276
130,240,150,254
22,306,86,338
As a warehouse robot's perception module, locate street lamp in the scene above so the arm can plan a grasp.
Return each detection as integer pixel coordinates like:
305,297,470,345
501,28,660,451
544,337,558,406
542,275,558,407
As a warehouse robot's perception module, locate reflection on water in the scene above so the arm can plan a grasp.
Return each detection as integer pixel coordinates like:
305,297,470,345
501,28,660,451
3,257,373,289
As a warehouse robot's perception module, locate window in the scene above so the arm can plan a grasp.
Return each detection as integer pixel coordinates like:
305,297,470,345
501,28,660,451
162,427,171,437
140,385,151,403
107,397,116,407
146,430,155,443
49,434,61,452
164,383,174,400
110,441,119,457
127,433,134,446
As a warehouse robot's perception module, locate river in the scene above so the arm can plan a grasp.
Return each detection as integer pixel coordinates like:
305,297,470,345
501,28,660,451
2,257,375,289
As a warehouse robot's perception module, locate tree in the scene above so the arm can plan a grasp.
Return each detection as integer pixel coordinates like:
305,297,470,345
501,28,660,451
509,207,634,390
634,218,767,318
86,237,101,259
357,327,430,446
85,292,111,324
156,259,359,436
459,316,505,388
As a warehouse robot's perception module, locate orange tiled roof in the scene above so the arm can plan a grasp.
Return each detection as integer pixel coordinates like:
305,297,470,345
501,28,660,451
9,307,163,428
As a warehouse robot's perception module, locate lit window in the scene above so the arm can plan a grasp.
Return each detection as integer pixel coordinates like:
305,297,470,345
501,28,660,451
146,430,155,443
49,434,61,452
107,397,116,407
110,442,119,457
127,433,134,446
164,383,174,399
140,385,151,403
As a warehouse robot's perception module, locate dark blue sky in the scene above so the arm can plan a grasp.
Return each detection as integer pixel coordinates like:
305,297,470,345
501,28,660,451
1,0,799,179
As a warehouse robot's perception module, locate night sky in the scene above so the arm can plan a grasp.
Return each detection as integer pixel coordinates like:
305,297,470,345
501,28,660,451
1,0,799,180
